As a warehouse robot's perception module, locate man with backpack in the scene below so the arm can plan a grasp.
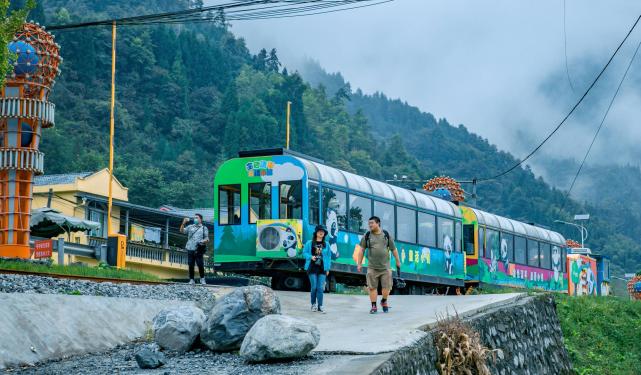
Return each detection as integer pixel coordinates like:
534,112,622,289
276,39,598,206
356,216,401,314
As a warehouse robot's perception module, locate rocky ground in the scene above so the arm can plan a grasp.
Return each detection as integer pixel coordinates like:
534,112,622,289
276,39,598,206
5,341,327,375
0,274,218,304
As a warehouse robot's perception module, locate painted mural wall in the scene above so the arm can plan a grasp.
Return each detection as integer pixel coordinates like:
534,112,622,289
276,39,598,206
567,254,597,296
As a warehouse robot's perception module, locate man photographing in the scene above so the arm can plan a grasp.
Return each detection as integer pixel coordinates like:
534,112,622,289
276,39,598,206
180,214,209,285
356,216,401,313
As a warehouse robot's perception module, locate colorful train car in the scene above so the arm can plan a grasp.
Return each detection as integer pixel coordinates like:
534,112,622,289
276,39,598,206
214,149,465,292
462,208,568,292
213,149,570,294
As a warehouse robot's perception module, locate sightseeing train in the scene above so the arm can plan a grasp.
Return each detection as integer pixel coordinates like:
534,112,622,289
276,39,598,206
212,148,610,295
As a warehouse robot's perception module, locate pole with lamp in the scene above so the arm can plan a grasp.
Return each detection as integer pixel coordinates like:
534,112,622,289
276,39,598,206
554,214,589,249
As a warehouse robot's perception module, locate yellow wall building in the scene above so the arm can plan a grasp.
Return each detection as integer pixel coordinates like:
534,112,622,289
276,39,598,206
31,170,201,279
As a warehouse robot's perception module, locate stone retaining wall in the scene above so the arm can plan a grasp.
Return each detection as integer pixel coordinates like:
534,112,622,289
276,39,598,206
371,295,573,375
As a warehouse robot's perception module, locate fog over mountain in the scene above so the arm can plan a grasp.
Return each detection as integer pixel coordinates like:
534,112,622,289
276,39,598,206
220,0,641,188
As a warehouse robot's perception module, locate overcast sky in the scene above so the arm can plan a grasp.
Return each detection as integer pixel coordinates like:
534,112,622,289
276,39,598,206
212,1,641,175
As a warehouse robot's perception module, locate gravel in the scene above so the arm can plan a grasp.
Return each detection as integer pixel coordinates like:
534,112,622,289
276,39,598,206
0,274,217,305
5,341,329,375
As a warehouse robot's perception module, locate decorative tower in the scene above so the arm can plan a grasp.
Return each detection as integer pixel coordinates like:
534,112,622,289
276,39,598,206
0,23,61,258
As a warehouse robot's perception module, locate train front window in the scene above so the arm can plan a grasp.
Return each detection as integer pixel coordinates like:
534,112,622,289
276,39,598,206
309,183,320,225
219,184,241,225
348,194,371,234
279,180,302,219
463,225,475,255
249,182,271,224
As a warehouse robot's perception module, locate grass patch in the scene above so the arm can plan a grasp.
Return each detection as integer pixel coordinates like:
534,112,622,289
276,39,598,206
0,259,161,282
555,294,641,375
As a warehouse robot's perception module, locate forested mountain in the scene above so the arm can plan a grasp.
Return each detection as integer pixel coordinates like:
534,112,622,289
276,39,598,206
19,0,641,275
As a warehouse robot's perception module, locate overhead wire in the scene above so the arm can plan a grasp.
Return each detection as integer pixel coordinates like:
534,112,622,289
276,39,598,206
561,33,641,210
476,13,641,183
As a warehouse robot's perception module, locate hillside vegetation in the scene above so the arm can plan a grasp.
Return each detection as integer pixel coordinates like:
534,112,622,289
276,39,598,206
17,0,641,275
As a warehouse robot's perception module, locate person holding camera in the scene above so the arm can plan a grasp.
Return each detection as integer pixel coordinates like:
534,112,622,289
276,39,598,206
303,225,332,313
180,214,209,285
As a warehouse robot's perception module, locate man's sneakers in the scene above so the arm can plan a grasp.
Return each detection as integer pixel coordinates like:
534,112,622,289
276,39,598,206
370,305,377,314
188,279,195,285
311,304,318,312
200,278,207,285
381,299,389,313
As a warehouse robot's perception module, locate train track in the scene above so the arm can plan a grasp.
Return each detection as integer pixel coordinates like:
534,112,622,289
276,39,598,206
0,268,173,285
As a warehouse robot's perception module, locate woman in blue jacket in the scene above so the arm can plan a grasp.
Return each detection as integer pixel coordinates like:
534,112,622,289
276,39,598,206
303,225,332,313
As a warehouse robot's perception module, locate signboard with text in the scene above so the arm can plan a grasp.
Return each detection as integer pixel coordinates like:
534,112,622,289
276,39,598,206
33,239,53,259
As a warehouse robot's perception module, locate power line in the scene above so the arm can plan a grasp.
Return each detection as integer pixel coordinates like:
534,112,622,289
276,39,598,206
46,1,389,31
563,0,576,93
476,13,641,183
561,34,641,209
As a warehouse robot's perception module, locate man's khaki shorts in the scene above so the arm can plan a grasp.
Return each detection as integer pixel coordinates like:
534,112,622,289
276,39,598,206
366,268,392,290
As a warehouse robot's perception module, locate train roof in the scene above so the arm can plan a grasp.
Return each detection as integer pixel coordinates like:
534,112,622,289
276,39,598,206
289,155,462,219
471,207,566,246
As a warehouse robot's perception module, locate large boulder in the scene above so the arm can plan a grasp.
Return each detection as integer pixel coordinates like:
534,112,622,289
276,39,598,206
200,285,280,351
153,305,206,353
240,314,320,363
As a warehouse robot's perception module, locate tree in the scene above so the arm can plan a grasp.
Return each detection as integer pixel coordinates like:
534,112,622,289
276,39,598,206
1,0,33,88
266,48,281,72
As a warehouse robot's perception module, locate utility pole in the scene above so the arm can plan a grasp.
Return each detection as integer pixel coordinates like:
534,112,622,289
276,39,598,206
286,101,291,149
107,21,116,236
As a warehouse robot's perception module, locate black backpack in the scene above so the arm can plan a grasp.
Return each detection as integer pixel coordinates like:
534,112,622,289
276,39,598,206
364,230,390,250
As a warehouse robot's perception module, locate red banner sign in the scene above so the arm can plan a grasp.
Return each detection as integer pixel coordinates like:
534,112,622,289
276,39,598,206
33,239,53,259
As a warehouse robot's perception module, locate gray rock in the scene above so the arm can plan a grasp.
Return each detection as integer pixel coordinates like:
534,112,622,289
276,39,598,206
153,305,206,353
240,315,320,363
201,285,280,351
135,348,166,369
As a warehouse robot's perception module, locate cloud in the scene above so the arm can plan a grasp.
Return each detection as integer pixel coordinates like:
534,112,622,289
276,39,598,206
217,0,641,177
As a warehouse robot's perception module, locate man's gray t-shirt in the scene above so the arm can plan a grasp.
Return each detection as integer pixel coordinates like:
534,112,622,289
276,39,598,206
359,231,397,270
182,224,208,251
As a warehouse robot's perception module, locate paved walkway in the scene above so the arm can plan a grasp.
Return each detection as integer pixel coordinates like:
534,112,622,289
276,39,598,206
279,291,522,354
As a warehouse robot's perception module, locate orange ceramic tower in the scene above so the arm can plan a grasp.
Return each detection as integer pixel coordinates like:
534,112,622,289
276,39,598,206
0,23,61,258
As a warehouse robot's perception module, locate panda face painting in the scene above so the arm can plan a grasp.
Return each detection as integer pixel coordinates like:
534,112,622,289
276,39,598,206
325,209,340,259
500,238,509,268
443,235,453,275
282,228,298,258
551,246,561,282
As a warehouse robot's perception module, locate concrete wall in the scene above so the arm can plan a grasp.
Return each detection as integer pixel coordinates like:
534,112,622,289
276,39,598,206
372,295,573,375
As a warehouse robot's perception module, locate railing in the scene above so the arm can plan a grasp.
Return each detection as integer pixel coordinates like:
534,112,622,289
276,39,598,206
0,97,55,127
88,236,193,267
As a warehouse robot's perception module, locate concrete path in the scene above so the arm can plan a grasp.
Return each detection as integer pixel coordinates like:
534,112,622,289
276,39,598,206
0,293,192,369
279,292,522,354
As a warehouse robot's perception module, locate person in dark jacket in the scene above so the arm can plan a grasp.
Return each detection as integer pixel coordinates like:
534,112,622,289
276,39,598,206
303,225,332,313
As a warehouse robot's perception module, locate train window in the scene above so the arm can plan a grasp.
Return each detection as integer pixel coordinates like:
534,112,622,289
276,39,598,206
418,212,436,247
374,201,395,235
463,224,475,255
479,226,486,258
309,183,320,225
438,218,455,251
502,233,514,263
397,206,416,243
540,243,551,269
514,236,526,264
527,239,539,267
279,181,302,220
486,229,499,260
561,247,567,273
322,188,347,231
249,183,271,224
219,184,241,225
348,194,371,234
455,221,462,252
